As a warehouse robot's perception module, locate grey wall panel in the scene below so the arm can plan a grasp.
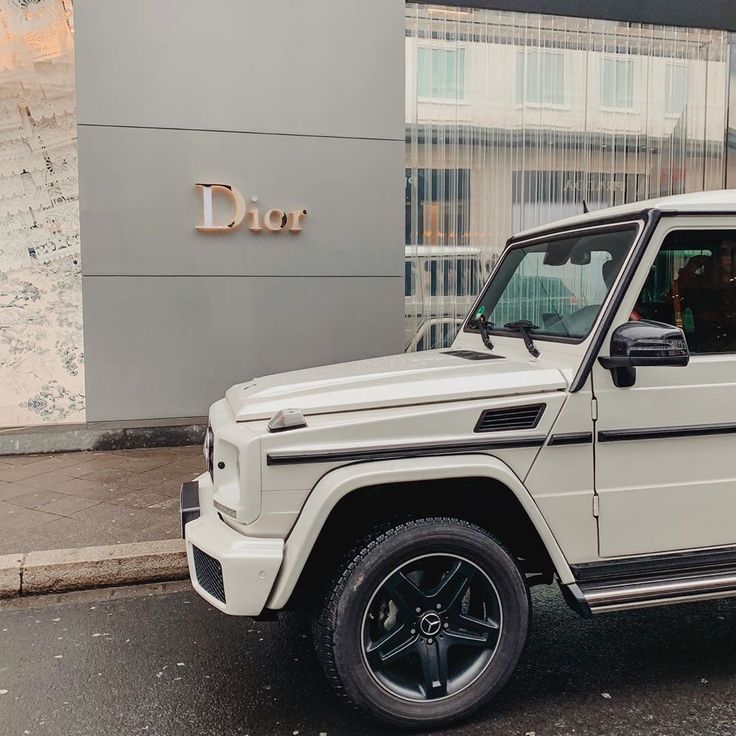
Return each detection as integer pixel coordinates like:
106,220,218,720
82,276,404,422
75,0,405,423
78,125,404,278
74,0,404,141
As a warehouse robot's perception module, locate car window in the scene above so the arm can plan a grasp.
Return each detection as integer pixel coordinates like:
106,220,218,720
472,225,639,341
634,229,736,354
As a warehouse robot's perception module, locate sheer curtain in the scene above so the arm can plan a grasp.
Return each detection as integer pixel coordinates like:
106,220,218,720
405,3,731,350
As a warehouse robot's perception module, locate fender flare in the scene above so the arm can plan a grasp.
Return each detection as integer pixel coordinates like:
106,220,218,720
266,454,573,609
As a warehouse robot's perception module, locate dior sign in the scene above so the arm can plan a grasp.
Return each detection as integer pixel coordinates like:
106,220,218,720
195,182,307,234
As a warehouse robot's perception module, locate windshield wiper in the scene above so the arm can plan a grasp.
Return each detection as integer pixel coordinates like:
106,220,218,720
469,313,495,351
504,320,540,358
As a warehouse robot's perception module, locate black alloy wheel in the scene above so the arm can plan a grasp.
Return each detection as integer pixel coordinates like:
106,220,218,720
313,517,530,729
362,554,502,701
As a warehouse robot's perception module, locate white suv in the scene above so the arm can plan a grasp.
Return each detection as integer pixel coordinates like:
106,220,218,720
182,190,736,729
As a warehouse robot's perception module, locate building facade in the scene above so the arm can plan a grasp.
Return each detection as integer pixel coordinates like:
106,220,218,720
404,5,736,346
0,0,735,428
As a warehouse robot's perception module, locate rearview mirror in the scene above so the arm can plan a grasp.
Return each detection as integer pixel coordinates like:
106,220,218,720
598,320,689,388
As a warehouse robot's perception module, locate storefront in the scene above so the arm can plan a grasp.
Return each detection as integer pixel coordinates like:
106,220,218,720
404,4,736,346
0,0,735,431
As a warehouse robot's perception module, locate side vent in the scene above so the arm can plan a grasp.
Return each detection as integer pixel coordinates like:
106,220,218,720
474,404,545,433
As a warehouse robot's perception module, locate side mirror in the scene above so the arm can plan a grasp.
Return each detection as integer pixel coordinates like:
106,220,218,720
598,320,689,388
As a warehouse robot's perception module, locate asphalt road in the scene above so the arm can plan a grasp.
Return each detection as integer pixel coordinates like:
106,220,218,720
2,582,736,736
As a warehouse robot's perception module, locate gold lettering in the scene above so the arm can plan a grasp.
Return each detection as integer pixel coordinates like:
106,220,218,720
288,209,308,232
263,208,287,232
247,208,263,232
195,183,245,232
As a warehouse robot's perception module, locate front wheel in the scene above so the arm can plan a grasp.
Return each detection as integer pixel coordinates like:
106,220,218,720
313,517,530,729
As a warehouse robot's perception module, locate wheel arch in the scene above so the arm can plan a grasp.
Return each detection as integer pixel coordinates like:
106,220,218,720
266,454,573,610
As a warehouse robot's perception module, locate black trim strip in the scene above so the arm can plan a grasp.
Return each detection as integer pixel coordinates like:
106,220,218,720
507,210,649,245
548,431,593,446
572,545,736,585
598,422,736,443
266,435,547,466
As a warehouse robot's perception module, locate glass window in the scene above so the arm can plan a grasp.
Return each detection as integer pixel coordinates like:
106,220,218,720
456,258,480,296
428,259,450,297
665,63,689,114
416,321,462,351
405,261,416,296
417,47,465,100
406,6,730,352
405,168,470,246
516,50,565,105
633,230,736,353
601,57,634,109
471,225,639,341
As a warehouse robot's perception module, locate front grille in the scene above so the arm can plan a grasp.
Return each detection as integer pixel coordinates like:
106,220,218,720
192,545,226,603
474,404,545,433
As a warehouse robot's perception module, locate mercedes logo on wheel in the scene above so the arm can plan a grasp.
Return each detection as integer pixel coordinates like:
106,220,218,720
419,611,442,637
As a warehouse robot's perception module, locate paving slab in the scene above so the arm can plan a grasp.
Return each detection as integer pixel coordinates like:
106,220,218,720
0,446,202,556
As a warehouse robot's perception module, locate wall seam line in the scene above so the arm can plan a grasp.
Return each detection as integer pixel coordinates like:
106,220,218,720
80,275,404,279
77,122,404,143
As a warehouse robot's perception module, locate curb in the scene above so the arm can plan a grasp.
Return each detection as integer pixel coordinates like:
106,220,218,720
0,421,206,456
0,539,188,599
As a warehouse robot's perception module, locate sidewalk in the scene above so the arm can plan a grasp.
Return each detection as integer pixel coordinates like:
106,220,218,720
0,446,202,556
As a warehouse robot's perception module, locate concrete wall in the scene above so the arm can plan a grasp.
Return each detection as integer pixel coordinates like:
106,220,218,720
75,0,405,422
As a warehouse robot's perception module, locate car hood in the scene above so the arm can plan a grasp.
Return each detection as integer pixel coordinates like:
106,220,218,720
225,350,567,422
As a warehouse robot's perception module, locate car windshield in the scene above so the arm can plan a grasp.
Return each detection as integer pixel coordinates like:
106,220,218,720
470,224,640,341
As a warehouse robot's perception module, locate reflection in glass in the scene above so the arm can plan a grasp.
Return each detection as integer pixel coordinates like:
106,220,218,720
405,4,731,349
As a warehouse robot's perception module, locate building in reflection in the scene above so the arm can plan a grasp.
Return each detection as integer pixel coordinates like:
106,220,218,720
404,5,735,348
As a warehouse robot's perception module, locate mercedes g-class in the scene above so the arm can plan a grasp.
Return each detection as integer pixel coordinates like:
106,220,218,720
182,190,736,728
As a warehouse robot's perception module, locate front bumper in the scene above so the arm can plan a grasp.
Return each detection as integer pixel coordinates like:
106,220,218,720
183,473,284,616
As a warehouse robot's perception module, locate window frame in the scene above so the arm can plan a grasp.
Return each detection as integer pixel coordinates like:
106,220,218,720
664,61,689,117
416,44,467,104
463,219,646,346
516,48,566,108
600,55,635,112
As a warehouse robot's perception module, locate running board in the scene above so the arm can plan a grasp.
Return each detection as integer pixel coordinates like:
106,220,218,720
569,569,736,614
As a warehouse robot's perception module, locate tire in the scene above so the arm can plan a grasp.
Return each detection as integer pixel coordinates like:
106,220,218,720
312,517,530,729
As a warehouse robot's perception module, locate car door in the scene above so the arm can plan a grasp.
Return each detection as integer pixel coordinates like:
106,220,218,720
593,218,736,557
